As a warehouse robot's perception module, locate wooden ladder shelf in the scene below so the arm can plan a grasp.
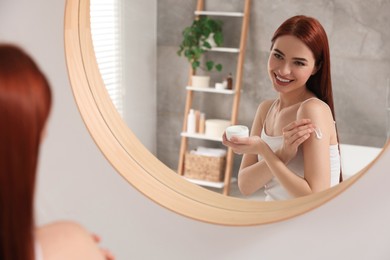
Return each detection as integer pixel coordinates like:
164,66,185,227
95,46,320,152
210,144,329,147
177,0,251,195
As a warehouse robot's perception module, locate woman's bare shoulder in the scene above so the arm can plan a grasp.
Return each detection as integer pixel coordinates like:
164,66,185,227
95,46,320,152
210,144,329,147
251,99,276,129
297,98,333,122
297,98,337,142
36,221,105,260
257,99,276,118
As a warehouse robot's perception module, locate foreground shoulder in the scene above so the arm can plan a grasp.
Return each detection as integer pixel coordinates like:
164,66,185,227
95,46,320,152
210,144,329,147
297,98,333,120
37,221,105,260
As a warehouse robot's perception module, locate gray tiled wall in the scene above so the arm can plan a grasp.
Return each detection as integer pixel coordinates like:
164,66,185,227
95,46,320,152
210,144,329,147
157,0,390,171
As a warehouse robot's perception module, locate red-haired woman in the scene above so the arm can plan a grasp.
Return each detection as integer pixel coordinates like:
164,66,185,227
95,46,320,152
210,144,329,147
0,45,114,260
223,15,341,201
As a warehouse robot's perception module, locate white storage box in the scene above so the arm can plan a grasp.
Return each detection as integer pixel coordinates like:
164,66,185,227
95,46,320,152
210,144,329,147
205,119,231,139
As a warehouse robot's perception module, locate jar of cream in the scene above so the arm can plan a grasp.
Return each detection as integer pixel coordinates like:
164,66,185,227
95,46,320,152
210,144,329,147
225,125,249,141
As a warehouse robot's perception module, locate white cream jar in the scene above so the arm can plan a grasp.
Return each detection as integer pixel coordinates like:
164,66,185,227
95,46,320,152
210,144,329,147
225,125,249,141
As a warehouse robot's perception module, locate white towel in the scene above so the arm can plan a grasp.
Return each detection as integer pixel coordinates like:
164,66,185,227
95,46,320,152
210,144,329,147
190,146,226,157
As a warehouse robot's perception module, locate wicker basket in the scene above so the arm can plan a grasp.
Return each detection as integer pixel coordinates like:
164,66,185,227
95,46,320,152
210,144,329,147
184,152,226,182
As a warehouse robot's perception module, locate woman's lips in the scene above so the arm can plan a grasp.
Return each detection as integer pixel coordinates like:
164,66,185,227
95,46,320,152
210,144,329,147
274,73,293,85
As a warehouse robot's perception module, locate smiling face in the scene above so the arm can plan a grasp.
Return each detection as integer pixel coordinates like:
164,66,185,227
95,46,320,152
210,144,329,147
268,35,318,95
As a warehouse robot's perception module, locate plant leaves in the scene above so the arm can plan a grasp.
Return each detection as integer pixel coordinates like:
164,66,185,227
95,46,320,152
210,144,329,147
193,48,203,59
178,16,224,72
192,61,200,70
214,32,223,46
203,41,212,49
206,61,214,71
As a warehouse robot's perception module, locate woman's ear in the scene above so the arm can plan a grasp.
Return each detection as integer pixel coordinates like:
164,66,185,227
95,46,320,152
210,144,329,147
311,62,322,75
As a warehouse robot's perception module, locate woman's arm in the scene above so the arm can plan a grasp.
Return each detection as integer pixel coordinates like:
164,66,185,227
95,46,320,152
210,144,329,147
260,99,334,197
223,100,314,196
298,99,335,192
235,100,274,195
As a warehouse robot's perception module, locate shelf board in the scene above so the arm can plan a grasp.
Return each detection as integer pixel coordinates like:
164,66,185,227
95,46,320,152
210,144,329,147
183,177,237,189
181,132,223,142
209,47,240,53
186,86,235,94
194,11,244,17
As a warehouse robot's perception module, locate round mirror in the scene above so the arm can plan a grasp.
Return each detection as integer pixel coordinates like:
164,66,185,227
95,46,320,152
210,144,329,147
64,0,389,225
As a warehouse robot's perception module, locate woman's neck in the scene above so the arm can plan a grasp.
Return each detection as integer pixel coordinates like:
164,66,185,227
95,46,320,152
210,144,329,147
278,88,314,109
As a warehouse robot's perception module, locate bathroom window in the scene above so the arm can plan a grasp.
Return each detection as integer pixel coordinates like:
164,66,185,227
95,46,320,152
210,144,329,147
90,0,123,116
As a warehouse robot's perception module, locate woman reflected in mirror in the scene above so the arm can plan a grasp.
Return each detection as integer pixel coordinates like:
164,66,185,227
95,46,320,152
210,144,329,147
0,44,114,260
223,15,341,201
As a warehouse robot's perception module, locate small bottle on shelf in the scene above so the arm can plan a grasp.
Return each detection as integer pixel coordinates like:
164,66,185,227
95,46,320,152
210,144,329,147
227,73,233,90
195,110,201,132
198,113,206,134
187,109,196,134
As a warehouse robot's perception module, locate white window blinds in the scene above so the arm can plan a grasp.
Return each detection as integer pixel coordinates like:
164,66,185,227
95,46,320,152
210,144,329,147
90,0,123,116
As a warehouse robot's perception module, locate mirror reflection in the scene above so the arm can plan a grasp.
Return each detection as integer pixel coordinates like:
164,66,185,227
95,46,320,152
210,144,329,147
90,0,387,200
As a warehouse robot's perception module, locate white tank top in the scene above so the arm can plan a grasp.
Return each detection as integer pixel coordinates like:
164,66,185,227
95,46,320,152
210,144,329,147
259,98,341,201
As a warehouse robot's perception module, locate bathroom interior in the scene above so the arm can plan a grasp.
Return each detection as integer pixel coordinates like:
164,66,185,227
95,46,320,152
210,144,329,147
2,0,390,259
90,0,388,199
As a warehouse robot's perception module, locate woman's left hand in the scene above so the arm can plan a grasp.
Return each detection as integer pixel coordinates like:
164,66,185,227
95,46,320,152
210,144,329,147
222,133,264,155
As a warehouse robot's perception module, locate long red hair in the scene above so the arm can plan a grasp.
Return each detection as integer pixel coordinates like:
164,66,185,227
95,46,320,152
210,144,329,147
0,44,52,260
271,15,342,182
271,15,334,116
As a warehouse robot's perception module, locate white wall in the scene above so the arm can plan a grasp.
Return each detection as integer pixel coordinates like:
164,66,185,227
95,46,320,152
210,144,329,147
123,0,157,154
1,1,390,259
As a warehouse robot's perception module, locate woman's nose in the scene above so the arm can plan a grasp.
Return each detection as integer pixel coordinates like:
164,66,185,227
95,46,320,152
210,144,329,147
278,62,291,76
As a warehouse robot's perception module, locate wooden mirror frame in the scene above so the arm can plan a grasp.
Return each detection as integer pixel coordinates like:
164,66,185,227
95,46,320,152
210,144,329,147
64,0,389,226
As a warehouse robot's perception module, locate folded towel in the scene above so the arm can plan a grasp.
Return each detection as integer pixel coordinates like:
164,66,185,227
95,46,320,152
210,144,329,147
190,146,226,157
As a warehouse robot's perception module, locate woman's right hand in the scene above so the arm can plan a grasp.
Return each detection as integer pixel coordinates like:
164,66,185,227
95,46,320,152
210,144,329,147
276,119,314,163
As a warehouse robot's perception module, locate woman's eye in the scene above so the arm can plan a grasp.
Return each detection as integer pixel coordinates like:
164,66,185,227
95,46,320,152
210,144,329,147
273,53,283,60
294,61,305,66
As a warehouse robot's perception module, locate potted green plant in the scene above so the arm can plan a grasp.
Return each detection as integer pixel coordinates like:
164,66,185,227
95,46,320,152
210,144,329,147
177,16,224,88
